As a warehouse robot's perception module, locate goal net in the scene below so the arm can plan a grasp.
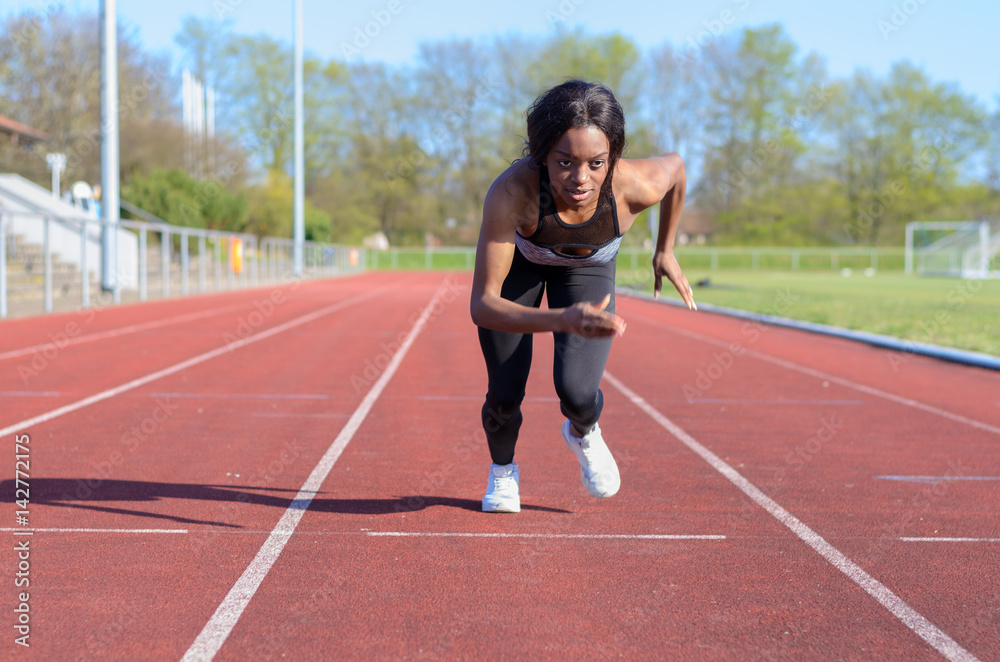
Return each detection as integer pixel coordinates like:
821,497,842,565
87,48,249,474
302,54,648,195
905,220,999,278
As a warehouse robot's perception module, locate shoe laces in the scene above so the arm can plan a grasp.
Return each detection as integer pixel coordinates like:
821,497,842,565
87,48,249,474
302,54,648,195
573,428,605,470
573,428,596,455
492,468,515,490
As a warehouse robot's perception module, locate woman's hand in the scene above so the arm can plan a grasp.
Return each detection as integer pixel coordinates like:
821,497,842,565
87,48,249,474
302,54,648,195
653,249,697,310
560,294,626,338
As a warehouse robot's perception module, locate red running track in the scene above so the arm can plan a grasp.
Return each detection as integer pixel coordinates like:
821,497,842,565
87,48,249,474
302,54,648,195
0,271,997,661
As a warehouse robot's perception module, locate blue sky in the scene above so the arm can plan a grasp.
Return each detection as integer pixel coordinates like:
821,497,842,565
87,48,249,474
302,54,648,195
7,0,1000,107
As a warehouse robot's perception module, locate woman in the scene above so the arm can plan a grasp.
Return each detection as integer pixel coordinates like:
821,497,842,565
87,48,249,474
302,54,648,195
470,80,696,513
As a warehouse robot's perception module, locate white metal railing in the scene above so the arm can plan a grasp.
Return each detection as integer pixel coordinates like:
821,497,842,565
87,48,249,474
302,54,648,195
1,210,367,318
364,245,905,272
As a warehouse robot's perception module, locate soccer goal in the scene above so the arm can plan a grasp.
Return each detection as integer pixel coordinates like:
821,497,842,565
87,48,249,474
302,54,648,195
905,220,999,278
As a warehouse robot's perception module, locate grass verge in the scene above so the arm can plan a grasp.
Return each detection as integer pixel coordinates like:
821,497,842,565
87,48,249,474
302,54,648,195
616,269,1000,357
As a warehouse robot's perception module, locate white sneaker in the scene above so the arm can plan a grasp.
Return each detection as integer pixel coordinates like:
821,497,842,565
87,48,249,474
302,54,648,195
561,420,620,497
482,463,520,513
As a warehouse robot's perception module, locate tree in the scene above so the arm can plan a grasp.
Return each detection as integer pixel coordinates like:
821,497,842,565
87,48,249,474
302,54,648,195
645,43,710,181
529,29,642,111
823,63,987,244
0,8,182,189
174,16,346,192
0,5,246,214
413,39,502,230
695,25,827,244
244,170,330,240
121,168,248,232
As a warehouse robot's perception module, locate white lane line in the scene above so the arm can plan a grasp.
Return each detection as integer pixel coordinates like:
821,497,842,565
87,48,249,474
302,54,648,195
902,538,1000,543
181,280,450,662
150,393,329,400
167,530,723,539
689,398,863,405
0,288,384,439
0,528,187,534
0,301,250,362
366,532,725,540
605,371,979,662
251,413,349,419
628,311,1000,437
876,476,999,485
414,395,559,402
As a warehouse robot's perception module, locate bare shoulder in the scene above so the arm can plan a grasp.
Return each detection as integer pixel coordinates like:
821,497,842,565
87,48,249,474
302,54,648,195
484,158,539,232
615,154,686,213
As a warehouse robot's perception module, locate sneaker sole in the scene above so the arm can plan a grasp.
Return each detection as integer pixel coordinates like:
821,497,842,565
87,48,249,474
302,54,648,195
482,500,520,513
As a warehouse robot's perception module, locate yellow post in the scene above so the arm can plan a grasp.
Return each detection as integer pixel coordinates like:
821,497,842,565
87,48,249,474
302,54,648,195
230,238,244,274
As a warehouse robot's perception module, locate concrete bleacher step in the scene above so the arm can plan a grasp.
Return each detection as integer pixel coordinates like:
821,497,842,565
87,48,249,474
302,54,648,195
4,232,91,301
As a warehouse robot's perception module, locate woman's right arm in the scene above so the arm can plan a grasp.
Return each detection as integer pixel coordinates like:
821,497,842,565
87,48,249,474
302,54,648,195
469,170,625,337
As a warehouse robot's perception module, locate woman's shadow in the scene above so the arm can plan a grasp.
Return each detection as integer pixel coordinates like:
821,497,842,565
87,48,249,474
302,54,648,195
2,478,568,527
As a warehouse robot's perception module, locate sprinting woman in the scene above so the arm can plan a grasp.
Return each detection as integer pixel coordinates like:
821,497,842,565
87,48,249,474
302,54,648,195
470,80,696,513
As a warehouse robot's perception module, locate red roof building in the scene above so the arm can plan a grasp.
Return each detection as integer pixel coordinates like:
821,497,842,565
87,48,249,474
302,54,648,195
0,115,49,146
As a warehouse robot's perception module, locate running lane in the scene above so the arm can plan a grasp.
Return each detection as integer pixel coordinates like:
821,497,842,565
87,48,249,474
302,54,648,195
2,273,993,659
202,275,983,660
0,272,451,660
607,292,998,661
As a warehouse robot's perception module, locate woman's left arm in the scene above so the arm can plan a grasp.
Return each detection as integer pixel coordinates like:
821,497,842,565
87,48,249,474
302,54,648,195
620,154,697,310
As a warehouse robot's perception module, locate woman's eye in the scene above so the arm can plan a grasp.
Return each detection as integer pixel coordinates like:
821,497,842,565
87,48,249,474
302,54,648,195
591,161,605,168
558,160,572,167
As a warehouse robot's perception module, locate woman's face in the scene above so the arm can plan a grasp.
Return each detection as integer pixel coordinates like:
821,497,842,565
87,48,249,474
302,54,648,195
544,125,611,214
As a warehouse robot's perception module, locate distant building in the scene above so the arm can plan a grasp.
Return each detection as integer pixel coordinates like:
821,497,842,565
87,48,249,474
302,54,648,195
0,115,49,147
677,209,715,245
363,231,390,250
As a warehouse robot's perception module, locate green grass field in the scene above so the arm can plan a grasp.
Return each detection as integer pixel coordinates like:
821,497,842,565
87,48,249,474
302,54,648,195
616,269,1000,356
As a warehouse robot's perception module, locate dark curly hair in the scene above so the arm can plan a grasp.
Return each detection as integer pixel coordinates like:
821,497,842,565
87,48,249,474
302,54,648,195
524,80,627,198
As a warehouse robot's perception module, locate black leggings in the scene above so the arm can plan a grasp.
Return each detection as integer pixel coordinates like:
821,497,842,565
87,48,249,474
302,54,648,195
478,247,616,465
